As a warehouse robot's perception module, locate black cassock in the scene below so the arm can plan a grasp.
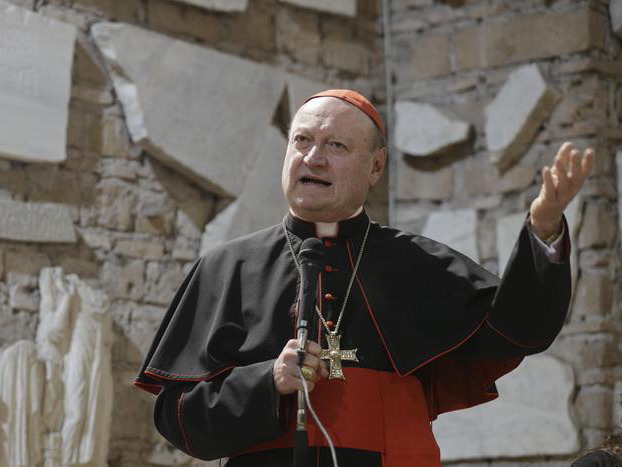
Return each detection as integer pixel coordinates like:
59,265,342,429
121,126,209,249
135,211,571,466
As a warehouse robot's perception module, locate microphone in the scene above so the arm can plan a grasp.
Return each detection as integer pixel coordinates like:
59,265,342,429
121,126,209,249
296,238,325,364
294,237,325,467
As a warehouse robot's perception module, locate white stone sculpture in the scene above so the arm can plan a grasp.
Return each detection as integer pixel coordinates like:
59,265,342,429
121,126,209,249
395,101,472,157
35,267,112,467
0,1,77,163
0,340,45,467
92,22,285,198
485,64,561,170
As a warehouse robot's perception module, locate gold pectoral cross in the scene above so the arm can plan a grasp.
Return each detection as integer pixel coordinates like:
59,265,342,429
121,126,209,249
320,333,358,380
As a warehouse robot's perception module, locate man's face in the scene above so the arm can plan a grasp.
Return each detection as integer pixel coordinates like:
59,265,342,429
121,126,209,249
282,97,386,223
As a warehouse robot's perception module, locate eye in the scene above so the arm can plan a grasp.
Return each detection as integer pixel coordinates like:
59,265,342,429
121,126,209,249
328,141,348,152
293,134,311,146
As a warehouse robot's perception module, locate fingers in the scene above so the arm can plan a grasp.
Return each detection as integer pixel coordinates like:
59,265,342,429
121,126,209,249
274,339,328,395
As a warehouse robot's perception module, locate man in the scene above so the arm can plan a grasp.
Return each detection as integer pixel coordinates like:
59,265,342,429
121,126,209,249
135,90,593,466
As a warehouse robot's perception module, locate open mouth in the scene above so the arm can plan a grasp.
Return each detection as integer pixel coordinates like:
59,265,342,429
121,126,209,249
300,176,332,187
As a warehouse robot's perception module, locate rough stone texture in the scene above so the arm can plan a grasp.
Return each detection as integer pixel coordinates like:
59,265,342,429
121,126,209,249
395,101,471,157
578,201,617,249
433,355,580,461
572,273,613,319
463,159,535,197
396,156,453,201
421,209,478,262
201,126,288,254
609,0,622,40
92,22,285,198
0,2,77,163
485,64,561,170
172,0,248,12
0,200,76,243
279,0,356,17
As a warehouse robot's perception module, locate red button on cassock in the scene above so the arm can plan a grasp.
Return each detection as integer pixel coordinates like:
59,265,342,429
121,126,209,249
324,293,336,301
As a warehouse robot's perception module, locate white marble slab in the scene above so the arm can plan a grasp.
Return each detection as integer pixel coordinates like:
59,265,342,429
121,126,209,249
0,1,76,163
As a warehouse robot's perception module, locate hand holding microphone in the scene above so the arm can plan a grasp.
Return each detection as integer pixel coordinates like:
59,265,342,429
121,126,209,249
273,237,327,395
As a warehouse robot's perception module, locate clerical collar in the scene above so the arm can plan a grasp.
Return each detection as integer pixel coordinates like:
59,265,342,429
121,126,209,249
284,209,370,240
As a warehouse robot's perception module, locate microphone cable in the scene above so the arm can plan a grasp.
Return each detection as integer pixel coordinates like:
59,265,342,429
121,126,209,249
296,366,339,467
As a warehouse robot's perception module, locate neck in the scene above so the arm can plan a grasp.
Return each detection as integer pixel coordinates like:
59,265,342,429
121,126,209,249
290,207,363,238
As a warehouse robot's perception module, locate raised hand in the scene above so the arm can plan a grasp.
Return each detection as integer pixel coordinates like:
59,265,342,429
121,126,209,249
529,142,594,241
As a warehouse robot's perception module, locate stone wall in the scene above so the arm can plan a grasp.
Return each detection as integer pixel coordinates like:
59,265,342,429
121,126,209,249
0,0,383,465
0,0,620,465
390,0,621,464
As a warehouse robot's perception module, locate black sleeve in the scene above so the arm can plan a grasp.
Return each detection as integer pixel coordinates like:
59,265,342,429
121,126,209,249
454,220,571,358
154,360,293,461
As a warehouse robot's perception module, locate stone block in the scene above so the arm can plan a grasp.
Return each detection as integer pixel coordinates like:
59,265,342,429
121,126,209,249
321,39,370,75
77,228,112,250
100,114,131,158
463,158,535,197
96,179,137,232
127,305,167,362
451,27,481,72
396,156,453,201
144,261,184,306
279,0,355,17
572,273,613,318
92,22,285,198
4,247,51,276
101,259,145,301
276,7,320,64
24,165,83,206
484,7,606,68
0,2,76,163
421,209,478,262
201,126,288,254
0,308,37,345
550,334,621,371
99,158,138,181
434,355,579,461
575,385,613,430
135,191,175,236
485,64,560,170
0,199,76,243
171,238,199,261
175,210,202,240
147,0,228,45
114,238,165,260
395,101,471,157
578,201,617,249
172,0,248,12
407,33,451,80
8,273,39,312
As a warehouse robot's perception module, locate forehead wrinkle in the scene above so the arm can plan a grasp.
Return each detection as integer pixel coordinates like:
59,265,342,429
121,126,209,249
290,98,372,146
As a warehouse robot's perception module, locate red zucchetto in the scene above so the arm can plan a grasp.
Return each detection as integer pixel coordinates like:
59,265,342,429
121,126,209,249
303,89,386,137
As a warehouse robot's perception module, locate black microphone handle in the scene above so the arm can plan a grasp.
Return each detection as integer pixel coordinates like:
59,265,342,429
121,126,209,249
293,430,310,467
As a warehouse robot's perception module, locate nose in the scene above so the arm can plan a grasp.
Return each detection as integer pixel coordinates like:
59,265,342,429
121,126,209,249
303,144,327,168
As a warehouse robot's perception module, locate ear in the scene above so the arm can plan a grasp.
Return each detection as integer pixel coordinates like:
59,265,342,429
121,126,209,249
369,147,387,186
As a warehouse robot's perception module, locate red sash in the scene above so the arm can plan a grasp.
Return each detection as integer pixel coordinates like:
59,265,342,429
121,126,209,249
246,367,441,466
